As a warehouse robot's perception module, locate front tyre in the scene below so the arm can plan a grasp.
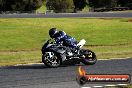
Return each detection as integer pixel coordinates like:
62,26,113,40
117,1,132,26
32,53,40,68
81,50,97,65
42,52,61,68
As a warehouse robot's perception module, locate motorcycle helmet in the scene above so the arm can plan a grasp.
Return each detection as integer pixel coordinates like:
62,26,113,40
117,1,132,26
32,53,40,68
49,28,58,38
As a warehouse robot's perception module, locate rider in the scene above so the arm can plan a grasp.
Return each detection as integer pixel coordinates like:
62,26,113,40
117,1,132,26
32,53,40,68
49,28,79,56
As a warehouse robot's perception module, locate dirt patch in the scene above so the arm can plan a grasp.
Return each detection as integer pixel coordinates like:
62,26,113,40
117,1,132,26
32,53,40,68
85,42,132,47
128,19,132,22
97,52,132,56
0,48,40,53
99,18,115,20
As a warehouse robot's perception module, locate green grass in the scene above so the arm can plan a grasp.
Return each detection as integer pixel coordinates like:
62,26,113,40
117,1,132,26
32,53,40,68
0,18,132,66
0,51,41,66
37,4,46,13
127,84,132,88
78,6,90,13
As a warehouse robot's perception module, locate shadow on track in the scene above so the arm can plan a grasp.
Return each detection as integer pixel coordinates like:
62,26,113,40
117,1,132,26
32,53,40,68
1,64,47,69
1,63,83,69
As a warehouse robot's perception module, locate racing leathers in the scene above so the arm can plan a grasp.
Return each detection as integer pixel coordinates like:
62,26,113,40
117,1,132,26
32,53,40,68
53,31,78,55
54,31,78,48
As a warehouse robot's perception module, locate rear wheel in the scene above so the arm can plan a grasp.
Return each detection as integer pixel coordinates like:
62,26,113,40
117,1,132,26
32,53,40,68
81,50,97,65
42,52,61,68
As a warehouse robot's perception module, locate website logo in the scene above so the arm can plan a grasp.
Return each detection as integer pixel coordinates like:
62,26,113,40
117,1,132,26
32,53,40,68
76,66,131,85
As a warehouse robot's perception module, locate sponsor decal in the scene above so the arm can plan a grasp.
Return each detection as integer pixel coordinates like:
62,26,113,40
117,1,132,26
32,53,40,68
76,66,131,85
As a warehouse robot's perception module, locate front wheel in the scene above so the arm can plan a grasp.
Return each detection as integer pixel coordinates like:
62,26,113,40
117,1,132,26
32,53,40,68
42,52,61,68
81,50,97,65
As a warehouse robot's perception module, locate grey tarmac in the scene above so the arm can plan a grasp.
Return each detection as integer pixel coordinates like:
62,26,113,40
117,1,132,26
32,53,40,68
0,12,132,18
0,58,132,88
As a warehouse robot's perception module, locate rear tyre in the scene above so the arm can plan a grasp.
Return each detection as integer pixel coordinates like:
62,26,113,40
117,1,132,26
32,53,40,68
42,52,61,68
81,50,97,65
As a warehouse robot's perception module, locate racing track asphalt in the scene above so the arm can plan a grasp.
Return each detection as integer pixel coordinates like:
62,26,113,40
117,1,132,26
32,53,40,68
0,12,132,18
0,58,132,88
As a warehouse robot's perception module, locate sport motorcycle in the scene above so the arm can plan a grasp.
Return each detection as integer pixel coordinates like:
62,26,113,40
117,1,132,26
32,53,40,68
41,39,97,68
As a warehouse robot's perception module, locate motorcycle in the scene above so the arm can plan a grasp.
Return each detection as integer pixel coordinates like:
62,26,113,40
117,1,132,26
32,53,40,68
41,39,97,68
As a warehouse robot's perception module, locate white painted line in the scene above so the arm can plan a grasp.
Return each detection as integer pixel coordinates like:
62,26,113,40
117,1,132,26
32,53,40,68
14,63,43,66
110,57,131,60
99,57,131,60
104,85,117,87
117,84,128,86
81,87,91,88
99,59,111,60
92,86,104,88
